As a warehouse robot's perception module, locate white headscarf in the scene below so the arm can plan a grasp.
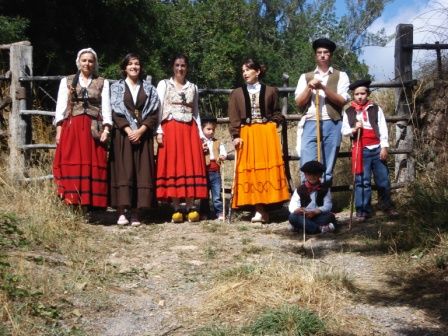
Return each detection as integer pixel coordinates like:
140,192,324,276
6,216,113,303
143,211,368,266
75,48,99,74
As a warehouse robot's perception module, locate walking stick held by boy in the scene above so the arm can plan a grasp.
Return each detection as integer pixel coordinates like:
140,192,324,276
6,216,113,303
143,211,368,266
349,128,361,230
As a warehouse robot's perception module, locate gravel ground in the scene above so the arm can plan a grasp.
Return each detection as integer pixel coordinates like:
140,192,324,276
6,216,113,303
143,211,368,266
70,208,446,336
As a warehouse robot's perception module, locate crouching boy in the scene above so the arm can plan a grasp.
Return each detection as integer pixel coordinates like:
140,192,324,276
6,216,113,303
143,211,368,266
288,161,335,234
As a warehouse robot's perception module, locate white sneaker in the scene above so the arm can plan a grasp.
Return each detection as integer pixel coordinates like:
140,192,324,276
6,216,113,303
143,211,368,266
251,211,262,223
251,211,268,223
130,219,141,227
320,223,335,233
117,214,129,225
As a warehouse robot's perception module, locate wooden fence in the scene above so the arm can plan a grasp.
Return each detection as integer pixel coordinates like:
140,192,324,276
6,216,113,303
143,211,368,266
1,23,442,190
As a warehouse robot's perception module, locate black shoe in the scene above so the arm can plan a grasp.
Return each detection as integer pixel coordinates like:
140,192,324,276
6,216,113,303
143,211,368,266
355,212,366,222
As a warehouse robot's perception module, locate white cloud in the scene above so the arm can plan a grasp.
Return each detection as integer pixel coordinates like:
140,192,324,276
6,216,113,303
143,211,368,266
361,0,448,81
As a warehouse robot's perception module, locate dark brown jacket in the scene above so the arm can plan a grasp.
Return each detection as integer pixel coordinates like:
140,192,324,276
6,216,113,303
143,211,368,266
228,84,284,139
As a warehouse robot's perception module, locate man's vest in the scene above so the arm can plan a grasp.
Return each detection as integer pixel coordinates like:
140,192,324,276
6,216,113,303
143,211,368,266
305,69,342,121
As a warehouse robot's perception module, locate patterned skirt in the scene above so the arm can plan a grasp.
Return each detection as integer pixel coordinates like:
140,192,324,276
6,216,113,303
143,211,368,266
232,122,290,208
156,120,208,200
53,115,108,207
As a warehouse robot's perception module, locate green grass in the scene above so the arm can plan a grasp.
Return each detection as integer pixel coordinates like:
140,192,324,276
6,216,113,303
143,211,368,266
384,177,448,252
194,325,239,336
246,305,326,336
241,237,252,245
204,245,218,259
194,306,326,336
220,264,256,279
242,245,265,254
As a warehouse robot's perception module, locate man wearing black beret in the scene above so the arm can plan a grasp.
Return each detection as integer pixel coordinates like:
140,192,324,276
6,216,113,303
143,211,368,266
294,38,350,186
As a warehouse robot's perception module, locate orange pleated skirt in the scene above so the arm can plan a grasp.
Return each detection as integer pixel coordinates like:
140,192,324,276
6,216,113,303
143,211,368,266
232,122,290,208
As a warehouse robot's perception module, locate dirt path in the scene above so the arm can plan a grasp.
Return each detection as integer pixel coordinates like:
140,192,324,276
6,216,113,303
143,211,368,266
71,209,445,336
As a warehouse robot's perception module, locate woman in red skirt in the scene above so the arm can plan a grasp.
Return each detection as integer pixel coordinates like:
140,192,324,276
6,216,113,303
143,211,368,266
156,54,208,223
53,48,111,209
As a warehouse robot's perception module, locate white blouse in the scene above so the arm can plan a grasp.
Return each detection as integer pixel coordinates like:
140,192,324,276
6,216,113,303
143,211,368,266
54,76,112,126
156,78,204,139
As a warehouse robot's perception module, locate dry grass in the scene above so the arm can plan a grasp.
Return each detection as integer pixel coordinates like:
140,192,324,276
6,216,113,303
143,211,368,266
197,257,354,334
0,164,112,335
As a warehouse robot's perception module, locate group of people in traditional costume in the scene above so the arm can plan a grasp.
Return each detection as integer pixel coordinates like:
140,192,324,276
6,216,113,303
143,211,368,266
53,38,398,231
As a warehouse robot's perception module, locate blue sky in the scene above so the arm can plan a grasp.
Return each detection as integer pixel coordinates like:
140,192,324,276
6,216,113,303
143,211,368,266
334,0,446,81
335,0,417,20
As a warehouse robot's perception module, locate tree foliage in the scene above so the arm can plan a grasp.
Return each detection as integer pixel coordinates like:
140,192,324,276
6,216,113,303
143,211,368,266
0,15,29,44
0,0,390,90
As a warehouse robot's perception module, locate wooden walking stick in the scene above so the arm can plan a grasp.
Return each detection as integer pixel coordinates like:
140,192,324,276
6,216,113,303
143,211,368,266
315,90,321,162
227,147,239,223
221,157,226,221
303,210,306,243
349,128,361,230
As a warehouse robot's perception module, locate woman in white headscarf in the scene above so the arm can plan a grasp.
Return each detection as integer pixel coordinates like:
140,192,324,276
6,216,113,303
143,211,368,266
53,48,112,208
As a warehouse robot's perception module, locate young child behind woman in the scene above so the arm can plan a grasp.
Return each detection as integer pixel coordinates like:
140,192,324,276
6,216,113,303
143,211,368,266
199,116,227,220
288,161,335,234
341,79,398,222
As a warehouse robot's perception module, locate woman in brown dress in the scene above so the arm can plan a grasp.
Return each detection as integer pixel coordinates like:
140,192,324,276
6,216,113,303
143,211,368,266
109,53,160,225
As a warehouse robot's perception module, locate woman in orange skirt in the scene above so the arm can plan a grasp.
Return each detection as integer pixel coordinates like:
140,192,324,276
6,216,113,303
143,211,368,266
228,59,290,223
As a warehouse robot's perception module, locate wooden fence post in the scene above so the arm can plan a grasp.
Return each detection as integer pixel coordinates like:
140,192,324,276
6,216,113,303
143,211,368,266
8,43,33,180
281,73,294,191
394,24,415,183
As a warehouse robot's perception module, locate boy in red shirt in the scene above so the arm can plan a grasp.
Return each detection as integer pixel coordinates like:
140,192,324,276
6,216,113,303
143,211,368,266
342,80,398,221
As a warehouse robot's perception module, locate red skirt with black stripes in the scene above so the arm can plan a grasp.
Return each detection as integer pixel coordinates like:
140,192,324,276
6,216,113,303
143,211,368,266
156,119,208,200
53,114,108,207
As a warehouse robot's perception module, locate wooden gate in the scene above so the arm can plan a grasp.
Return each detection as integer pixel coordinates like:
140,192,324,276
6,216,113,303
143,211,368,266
3,24,442,190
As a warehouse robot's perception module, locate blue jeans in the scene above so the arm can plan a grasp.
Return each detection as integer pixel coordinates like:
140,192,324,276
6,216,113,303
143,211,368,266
300,119,342,185
288,212,335,234
355,147,392,215
199,170,223,218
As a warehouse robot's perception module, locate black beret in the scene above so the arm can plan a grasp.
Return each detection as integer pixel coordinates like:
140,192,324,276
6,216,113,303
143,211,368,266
312,38,336,52
300,160,325,174
201,115,217,123
349,79,372,91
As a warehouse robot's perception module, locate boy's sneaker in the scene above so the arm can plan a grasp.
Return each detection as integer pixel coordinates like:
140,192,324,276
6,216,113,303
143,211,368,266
171,211,184,223
187,210,200,223
385,208,399,217
217,214,225,221
355,212,366,222
130,215,141,227
320,223,335,234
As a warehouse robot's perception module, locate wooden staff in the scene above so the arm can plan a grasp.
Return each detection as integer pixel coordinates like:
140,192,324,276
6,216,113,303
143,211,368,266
221,157,226,221
303,210,306,243
349,128,362,230
315,90,321,162
228,146,240,223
